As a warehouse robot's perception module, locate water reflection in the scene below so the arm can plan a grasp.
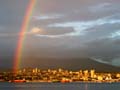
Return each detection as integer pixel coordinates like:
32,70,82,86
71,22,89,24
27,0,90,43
85,84,88,90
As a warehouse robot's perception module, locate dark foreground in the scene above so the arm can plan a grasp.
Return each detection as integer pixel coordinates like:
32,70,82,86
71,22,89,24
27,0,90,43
0,82,120,90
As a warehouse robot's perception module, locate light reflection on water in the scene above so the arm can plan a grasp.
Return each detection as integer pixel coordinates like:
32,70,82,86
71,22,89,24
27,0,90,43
0,82,120,90
85,84,88,90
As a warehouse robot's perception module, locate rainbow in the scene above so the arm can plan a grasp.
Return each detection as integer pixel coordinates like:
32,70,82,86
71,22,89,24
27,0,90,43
13,0,36,73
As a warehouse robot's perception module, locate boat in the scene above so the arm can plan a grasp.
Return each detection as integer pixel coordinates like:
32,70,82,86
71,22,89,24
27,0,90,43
9,80,26,83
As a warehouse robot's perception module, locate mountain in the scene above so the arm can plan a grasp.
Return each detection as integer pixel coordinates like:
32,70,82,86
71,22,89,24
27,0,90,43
22,57,120,72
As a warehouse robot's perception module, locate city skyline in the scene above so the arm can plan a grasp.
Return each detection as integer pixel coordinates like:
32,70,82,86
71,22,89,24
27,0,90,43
0,0,120,70
0,68,120,83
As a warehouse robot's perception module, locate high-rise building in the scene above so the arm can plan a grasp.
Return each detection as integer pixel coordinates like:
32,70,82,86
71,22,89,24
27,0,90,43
90,69,95,78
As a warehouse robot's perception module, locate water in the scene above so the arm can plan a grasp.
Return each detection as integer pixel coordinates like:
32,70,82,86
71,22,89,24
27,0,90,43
0,82,120,90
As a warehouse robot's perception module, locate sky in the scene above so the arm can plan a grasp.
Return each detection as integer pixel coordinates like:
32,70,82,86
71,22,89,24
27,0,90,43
0,0,120,69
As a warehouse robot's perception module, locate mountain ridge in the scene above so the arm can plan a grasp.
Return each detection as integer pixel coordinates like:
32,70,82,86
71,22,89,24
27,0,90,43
20,57,120,72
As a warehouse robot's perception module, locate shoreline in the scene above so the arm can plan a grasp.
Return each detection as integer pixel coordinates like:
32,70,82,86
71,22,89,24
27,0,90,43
1,80,120,83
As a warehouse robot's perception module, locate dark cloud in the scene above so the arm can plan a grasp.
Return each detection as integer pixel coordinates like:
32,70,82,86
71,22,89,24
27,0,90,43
0,0,29,32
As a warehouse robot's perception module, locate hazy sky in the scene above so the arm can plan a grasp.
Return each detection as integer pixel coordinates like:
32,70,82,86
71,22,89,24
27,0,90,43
0,0,120,69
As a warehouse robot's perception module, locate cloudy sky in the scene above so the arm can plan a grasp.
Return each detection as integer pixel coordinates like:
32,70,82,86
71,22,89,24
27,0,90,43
0,0,120,69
